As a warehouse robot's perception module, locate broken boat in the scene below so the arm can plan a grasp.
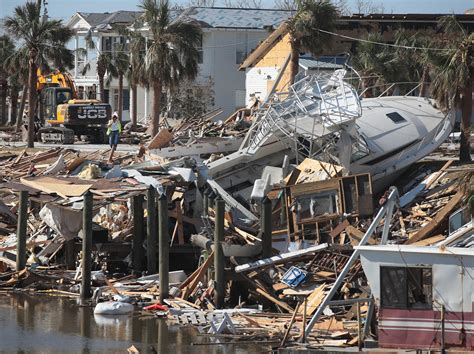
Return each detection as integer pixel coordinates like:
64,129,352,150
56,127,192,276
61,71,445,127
206,69,455,196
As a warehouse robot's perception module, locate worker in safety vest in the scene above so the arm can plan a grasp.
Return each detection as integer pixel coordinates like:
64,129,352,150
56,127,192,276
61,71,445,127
107,111,122,163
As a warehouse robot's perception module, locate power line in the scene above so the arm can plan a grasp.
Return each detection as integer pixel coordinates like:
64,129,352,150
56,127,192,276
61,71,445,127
318,28,450,52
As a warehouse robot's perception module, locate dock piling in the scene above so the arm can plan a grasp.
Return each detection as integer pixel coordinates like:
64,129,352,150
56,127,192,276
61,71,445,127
81,191,93,300
132,194,145,274
158,193,169,301
146,187,157,274
261,197,272,259
16,190,28,271
214,196,225,308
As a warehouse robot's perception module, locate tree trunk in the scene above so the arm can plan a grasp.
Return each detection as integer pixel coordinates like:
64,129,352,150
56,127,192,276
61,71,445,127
17,86,27,132
99,74,105,103
419,67,430,97
289,37,301,86
27,53,37,148
151,80,162,137
10,86,19,126
459,77,472,162
118,73,123,124
131,82,137,130
0,80,7,126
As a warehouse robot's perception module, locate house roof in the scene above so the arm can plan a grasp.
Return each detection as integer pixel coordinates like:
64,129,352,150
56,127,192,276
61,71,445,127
69,7,292,32
299,56,344,70
78,11,142,27
177,7,292,29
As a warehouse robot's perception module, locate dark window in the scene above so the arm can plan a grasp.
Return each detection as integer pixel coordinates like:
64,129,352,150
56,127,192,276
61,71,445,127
122,89,130,111
386,112,407,123
380,266,432,309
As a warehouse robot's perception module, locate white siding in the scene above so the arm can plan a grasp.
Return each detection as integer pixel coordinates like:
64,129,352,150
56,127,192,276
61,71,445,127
245,66,280,105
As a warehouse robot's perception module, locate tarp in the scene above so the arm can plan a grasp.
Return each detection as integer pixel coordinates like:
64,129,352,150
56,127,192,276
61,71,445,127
39,204,83,241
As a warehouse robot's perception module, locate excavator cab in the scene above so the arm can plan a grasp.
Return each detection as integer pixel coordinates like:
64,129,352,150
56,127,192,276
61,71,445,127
42,87,73,121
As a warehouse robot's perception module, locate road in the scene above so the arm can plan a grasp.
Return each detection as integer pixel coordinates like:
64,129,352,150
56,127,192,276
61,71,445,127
7,142,140,153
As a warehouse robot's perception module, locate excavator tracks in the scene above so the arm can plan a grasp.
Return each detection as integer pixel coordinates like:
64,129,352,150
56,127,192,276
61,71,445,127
38,127,75,144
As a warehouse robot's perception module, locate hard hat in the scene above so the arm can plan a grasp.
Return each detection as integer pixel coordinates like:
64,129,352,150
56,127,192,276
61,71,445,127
113,111,118,118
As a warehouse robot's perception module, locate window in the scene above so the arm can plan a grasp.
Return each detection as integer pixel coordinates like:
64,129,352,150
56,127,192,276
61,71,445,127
122,89,130,111
380,266,432,309
386,112,407,123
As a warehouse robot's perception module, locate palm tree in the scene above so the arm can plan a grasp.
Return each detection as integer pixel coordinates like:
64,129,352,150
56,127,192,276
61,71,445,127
352,32,404,97
140,0,202,136
4,1,73,147
430,16,473,162
103,45,130,123
117,23,147,130
0,35,15,126
286,0,338,85
5,46,31,131
83,32,109,103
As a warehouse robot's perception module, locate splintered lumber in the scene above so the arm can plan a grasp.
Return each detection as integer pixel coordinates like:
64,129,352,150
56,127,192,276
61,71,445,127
181,252,214,299
411,234,445,246
256,288,294,313
235,243,328,273
148,128,174,149
298,283,326,316
399,160,453,207
329,219,350,239
280,301,301,347
405,188,465,245
345,225,376,245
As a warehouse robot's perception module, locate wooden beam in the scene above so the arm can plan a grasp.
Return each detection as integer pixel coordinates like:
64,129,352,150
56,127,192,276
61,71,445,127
406,188,465,245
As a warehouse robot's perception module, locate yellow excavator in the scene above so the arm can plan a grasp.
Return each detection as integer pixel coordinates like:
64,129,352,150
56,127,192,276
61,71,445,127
35,69,111,144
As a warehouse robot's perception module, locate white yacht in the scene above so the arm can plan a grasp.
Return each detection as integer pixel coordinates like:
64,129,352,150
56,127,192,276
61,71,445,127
207,69,454,192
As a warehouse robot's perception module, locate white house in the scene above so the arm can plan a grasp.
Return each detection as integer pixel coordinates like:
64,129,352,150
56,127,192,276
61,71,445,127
66,7,292,123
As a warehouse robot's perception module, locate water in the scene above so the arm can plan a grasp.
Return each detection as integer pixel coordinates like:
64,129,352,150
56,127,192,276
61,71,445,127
0,293,269,353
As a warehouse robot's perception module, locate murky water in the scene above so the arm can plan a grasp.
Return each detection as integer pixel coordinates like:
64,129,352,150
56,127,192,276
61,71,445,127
0,293,270,353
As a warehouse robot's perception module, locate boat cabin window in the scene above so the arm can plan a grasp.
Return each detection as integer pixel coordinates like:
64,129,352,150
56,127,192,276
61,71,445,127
380,266,432,309
386,112,407,123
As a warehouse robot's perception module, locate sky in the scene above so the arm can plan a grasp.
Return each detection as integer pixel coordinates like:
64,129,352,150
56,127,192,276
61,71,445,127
0,0,472,21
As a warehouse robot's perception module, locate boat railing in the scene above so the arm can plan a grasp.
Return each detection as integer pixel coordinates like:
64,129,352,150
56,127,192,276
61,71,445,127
358,81,426,98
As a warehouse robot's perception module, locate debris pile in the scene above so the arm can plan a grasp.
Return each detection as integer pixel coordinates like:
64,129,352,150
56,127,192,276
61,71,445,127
0,139,472,351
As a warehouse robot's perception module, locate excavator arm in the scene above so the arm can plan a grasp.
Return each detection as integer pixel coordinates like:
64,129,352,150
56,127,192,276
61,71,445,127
36,68,78,98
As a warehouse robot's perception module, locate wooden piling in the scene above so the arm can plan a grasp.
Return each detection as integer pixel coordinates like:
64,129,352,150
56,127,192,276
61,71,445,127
214,196,225,308
158,193,169,301
202,187,209,217
81,191,93,300
65,239,76,270
16,190,28,271
147,186,157,274
261,197,272,259
132,194,144,274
